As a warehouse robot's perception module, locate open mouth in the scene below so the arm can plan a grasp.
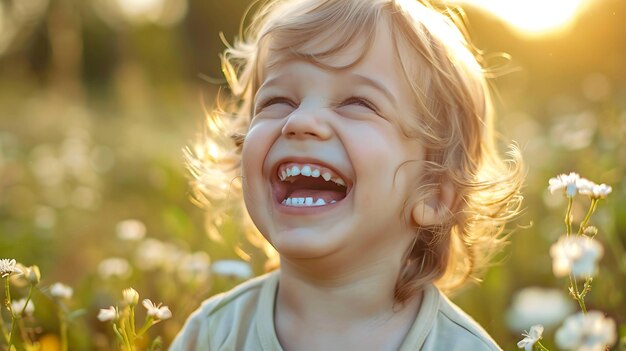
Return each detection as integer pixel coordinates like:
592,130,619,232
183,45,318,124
273,162,350,207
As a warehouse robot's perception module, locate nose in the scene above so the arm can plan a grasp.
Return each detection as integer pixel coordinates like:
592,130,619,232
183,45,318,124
281,107,332,140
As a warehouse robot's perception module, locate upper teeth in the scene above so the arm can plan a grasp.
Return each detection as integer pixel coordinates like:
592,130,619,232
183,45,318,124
278,163,346,187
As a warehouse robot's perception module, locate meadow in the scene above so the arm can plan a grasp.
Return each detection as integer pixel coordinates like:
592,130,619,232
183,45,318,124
0,0,625,349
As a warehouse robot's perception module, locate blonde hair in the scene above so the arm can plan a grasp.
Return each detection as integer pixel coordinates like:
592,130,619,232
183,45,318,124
186,0,524,302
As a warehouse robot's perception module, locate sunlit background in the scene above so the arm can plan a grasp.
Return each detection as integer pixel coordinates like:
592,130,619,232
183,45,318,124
1,0,625,349
452,0,590,37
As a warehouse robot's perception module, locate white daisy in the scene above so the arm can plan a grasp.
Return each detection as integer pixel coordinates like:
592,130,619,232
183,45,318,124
550,235,603,278
548,172,580,197
116,219,146,241
0,259,21,278
590,183,612,199
50,282,73,299
517,324,544,351
97,306,118,322
555,311,617,351
142,299,172,320
98,257,132,279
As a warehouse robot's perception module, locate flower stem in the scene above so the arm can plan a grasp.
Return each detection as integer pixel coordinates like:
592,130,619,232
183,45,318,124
148,336,162,351
5,277,18,348
569,273,587,314
20,287,33,317
0,278,11,344
8,319,17,348
124,309,136,351
130,305,136,337
577,199,598,235
59,310,68,351
136,317,155,337
580,277,593,300
114,322,133,351
565,197,573,236
123,323,135,351
14,286,36,347
577,295,587,314
535,340,550,351
112,322,126,345
4,278,12,316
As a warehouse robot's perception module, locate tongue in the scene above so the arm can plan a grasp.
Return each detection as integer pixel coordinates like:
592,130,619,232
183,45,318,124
288,189,345,202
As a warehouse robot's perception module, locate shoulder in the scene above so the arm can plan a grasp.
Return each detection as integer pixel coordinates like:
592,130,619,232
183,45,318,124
422,286,502,351
168,271,277,351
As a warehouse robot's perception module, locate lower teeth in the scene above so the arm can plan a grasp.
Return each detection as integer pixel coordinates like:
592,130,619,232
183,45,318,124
282,197,337,207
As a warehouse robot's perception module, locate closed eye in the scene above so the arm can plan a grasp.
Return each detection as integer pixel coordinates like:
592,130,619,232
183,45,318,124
341,97,379,113
256,96,297,111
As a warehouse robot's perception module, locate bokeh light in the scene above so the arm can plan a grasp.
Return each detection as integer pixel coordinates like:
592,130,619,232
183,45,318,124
93,0,188,27
449,0,588,37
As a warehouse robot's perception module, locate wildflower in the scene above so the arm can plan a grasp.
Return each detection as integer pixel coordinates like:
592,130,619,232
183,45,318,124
517,324,544,351
555,311,617,351
577,179,613,199
98,257,132,279
548,172,580,197
0,258,21,278
16,263,41,285
123,287,139,306
142,299,172,320
97,306,118,322
575,177,594,195
583,226,598,237
550,235,603,278
212,260,253,280
116,219,146,241
26,265,41,285
50,282,73,299
590,183,612,199
506,287,574,330
177,252,211,283
11,298,35,317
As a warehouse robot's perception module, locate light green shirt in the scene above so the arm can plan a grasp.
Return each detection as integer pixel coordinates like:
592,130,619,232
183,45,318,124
169,271,502,351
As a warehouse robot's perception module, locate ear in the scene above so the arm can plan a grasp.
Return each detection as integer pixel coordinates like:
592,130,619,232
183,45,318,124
411,180,456,227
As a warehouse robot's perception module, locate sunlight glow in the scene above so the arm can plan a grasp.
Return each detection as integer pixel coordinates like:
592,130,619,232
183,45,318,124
450,0,588,37
116,0,163,19
207,141,222,161
112,0,187,26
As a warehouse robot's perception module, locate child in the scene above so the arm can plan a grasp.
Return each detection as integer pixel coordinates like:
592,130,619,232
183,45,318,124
171,0,523,350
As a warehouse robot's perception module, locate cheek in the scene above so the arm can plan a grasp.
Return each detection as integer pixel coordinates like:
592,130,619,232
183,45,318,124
240,127,272,235
346,125,409,179
345,125,423,207
241,123,276,179
240,121,282,212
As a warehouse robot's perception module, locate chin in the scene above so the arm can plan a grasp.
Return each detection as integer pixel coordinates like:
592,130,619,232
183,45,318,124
268,227,345,260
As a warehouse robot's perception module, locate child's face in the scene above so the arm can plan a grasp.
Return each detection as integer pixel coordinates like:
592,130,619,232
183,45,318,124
241,20,427,264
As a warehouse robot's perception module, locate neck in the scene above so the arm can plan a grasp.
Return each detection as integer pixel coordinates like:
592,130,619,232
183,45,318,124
276,254,416,324
274,256,422,351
